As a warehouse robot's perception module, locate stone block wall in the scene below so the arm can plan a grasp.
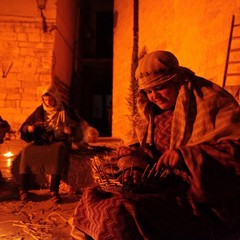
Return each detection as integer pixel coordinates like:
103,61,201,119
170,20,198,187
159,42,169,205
112,0,240,141
0,16,55,135
0,0,81,137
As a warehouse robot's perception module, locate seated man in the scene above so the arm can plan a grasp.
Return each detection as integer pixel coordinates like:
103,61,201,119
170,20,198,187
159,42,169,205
19,85,99,203
71,51,240,240
0,116,10,144
0,116,10,183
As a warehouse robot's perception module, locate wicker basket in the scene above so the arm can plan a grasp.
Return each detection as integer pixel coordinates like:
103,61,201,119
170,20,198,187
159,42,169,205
90,155,169,194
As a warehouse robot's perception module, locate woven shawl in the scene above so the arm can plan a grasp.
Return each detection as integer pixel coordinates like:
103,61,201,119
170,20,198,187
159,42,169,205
129,75,240,149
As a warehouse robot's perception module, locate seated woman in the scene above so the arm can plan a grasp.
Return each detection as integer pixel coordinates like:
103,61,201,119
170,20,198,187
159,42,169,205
19,85,99,203
71,51,240,240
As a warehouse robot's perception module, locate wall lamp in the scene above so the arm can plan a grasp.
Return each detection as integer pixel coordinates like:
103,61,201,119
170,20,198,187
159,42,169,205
36,0,48,32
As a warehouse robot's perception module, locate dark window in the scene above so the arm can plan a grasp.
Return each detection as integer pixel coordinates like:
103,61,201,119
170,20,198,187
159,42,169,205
96,11,113,58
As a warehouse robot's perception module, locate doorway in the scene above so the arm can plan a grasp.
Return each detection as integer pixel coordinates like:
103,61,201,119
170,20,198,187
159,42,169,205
70,0,113,136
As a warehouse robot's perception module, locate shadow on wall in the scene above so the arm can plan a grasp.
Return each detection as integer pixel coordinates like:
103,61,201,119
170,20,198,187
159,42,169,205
224,85,240,104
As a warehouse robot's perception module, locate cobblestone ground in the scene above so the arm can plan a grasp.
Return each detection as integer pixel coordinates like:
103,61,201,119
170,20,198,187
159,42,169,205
0,139,81,240
0,137,121,239
0,182,81,240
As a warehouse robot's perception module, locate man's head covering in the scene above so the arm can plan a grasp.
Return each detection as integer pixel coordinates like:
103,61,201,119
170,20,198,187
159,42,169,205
135,51,182,89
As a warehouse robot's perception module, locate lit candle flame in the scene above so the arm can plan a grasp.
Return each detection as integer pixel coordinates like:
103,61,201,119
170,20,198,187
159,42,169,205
3,151,14,157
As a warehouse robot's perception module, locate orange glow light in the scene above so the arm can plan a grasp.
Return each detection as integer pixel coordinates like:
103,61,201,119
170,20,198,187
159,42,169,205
3,151,14,157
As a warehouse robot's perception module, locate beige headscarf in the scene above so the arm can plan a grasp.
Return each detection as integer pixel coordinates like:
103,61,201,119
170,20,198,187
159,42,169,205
135,51,189,90
41,85,66,131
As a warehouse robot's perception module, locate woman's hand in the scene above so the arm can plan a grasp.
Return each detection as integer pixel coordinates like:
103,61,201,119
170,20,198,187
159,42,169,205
27,122,45,133
121,169,143,184
27,125,35,133
34,121,45,127
156,149,182,170
63,126,72,135
85,127,99,143
117,146,134,156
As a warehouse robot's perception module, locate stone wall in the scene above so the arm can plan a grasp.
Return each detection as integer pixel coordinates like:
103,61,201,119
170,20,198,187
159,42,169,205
0,0,80,135
112,0,240,141
0,15,55,134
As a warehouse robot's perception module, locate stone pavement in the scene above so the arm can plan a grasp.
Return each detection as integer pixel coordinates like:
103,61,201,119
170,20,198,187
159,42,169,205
0,188,81,240
0,138,78,239
0,137,121,239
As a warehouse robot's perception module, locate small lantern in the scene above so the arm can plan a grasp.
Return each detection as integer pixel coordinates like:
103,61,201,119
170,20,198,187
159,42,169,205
36,0,48,32
36,0,47,10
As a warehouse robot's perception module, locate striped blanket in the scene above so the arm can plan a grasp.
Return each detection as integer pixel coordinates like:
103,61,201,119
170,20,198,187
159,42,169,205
72,185,216,240
72,76,240,240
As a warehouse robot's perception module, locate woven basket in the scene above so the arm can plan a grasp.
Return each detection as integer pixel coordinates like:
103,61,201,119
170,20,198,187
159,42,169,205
90,155,168,194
